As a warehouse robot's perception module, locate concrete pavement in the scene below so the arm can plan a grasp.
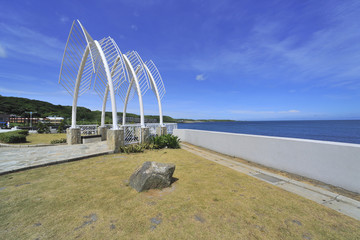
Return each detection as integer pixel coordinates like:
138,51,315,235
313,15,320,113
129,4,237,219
0,142,112,175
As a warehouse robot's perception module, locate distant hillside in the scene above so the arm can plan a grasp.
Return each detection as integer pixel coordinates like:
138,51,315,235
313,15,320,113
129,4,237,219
0,95,177,124
0,95,235,124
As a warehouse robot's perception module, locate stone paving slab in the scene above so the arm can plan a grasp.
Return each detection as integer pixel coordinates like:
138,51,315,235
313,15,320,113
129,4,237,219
181,142,360,221
0,142,112,175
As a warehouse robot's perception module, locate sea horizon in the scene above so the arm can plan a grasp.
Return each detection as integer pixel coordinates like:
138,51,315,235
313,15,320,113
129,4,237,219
178,119,360,144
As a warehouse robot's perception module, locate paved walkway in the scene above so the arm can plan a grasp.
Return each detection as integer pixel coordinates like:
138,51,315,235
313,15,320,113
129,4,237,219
0,142,112,175
181,142,360,221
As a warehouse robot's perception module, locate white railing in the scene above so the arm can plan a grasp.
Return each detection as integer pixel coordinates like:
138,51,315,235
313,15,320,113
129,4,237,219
78,125,98,135
145,123,160,137
165,123,177,134
76,123,177,142
123,124,141,145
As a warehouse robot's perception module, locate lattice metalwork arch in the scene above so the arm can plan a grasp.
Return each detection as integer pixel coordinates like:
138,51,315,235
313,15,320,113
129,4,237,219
59,20,121,130
59,19,168,136
144,59,166,125
145,60,166,100
121,51,152,127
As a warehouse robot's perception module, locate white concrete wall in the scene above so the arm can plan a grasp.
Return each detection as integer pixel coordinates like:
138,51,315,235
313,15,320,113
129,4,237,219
174,129,360,193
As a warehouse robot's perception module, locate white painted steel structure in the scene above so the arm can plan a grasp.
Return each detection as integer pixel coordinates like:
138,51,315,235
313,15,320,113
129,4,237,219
59,20,167,138
122,53,147,127
144,60,166,126
59,20,121,130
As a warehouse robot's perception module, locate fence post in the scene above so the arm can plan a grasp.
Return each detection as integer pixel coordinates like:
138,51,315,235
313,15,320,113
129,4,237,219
107,129,124,153
98,126,107,141
156,126,167,136
140,127,150,143
66,128,81,145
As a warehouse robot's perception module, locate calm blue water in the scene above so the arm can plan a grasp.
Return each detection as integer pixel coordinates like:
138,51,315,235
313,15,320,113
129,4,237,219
178,120,360,144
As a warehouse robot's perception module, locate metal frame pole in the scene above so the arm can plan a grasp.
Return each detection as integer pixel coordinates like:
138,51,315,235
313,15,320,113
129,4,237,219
122,54,145,127
100,57,121,127
71,45,90,128
94,40,118,130
143,64,164,126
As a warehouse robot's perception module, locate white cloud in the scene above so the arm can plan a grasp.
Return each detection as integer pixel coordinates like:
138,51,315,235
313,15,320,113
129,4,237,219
60,16,69,23
0,44,6,58
131,24,138,31
195,73,206,81
187,2,360,89
0,22,64,63
287,110,300,113
0,87,40,95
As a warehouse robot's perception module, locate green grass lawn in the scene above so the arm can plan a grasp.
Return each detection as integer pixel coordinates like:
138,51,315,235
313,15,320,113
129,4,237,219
17,133,66,145
0,149,359,239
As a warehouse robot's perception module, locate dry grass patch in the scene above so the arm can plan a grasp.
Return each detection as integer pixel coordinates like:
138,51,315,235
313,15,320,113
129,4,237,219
183,142,360,202
0,149,359,239
16,133,66,145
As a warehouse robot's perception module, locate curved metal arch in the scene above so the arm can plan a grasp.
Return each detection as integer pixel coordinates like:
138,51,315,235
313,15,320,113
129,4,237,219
145,60,166,99
122,54,145,127
58,20,119,129
120,51,152,127
94,37,129,98
124,51,150,97
96,37,131,127
143,60,166,126
59,20,95,98
93,40,119,129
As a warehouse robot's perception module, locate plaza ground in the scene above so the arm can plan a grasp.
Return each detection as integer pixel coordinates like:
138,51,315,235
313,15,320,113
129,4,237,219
1,148,359,239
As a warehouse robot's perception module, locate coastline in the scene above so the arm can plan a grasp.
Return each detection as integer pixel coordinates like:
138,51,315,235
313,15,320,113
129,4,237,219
177,120,360,144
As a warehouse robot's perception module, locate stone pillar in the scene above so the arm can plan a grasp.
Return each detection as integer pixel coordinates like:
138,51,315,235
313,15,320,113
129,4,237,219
66,128,81,145
140,127,150,144
156,126,167,136
107,129,124,153
98,126,107,141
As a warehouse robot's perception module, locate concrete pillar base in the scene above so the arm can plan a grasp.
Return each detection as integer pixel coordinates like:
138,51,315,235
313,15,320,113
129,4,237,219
66,128,81,145
156,126,167,136
98,126,107,141
140,127,150,143
107,129,124,153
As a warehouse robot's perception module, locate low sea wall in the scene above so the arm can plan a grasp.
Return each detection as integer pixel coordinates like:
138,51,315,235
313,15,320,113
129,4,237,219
173,129,360,193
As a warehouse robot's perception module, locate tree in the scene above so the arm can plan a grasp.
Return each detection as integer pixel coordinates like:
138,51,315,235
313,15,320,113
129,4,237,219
37,122,50,134
57,120,66,133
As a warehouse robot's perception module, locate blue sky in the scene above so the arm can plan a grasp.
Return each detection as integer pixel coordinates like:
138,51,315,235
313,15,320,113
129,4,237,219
0,0,359,120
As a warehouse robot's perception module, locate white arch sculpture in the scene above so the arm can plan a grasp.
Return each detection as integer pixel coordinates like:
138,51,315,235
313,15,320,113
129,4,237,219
94,37,129,128
144,60,166,126
59,20,127,130
120,52,167,128
121,51,151,127
59,20,167,141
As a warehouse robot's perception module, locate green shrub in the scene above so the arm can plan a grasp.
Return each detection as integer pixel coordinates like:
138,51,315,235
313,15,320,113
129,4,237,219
0,131,27,143
118,134,180,153
50,138,67,144
37,122,50,134
17,130,29,136
142,142,159,150
120,144,144,154
164,134,181,149
149,134,180,149
149,135,167,149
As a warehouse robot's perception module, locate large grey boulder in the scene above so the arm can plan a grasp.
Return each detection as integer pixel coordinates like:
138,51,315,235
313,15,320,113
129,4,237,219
129,161,176,192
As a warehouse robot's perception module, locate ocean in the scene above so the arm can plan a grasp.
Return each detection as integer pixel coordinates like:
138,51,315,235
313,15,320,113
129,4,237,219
178,120,360,144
